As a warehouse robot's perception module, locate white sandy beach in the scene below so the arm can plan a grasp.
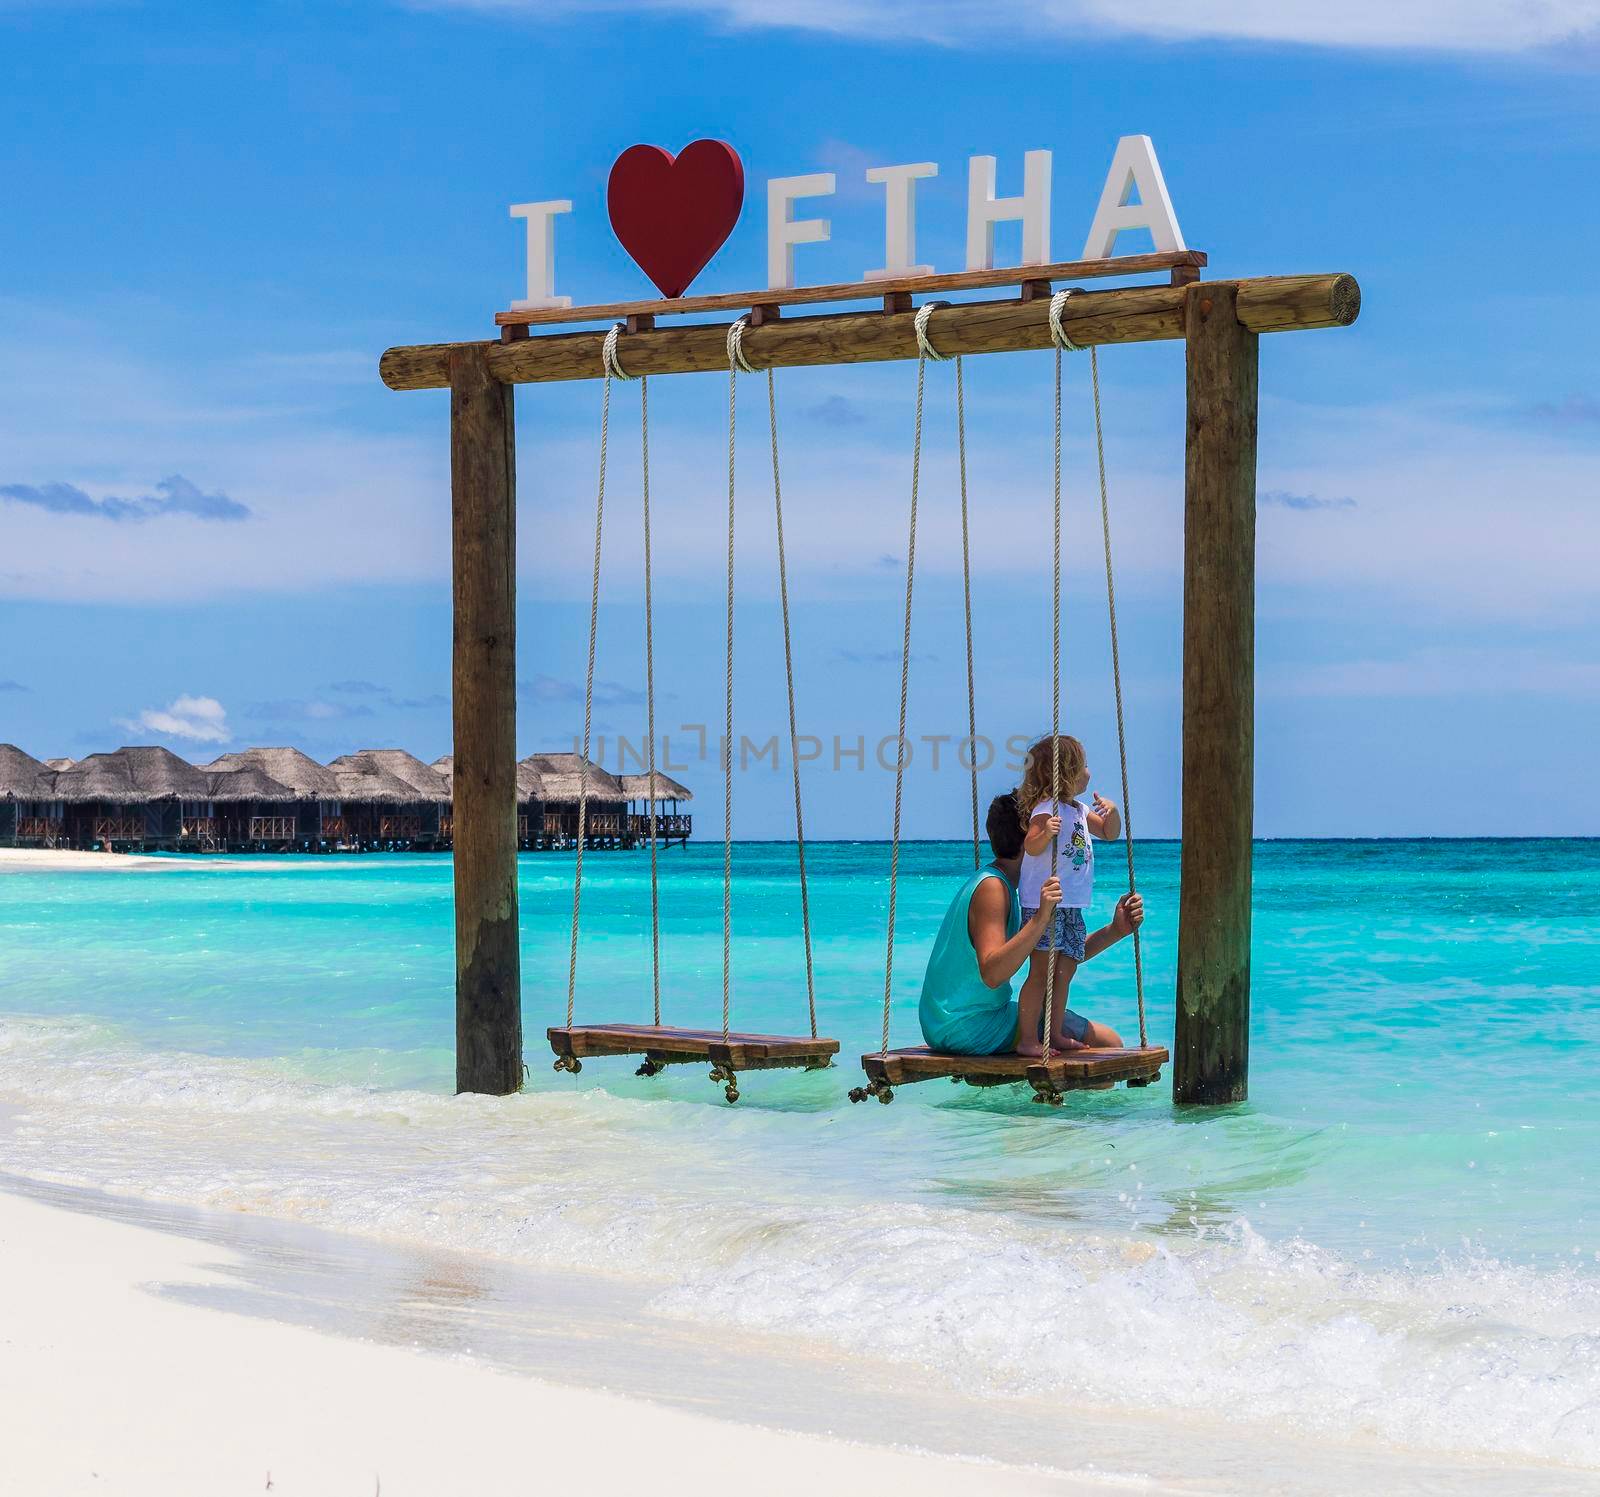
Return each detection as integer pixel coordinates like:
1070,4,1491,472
0,1187,1115,1497
0,847,276,872
0,847,181,872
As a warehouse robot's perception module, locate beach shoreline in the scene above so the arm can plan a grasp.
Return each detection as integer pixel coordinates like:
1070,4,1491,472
0,1180,1123,1497
0,846,182,871
4,1170,1594,1497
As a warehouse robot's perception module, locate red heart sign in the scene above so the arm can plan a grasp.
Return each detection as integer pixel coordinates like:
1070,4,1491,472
607,141,745,300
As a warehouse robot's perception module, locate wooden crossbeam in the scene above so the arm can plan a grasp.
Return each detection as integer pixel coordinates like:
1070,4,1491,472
494,250,1208,328
382,273,1359,391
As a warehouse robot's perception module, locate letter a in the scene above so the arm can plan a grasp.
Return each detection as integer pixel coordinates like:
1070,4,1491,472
1081,136,1185,260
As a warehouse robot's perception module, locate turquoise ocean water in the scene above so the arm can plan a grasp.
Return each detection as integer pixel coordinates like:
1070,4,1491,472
2,840,1598,1469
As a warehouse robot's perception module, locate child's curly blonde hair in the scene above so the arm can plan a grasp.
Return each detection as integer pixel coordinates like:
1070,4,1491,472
1014,733,1086,828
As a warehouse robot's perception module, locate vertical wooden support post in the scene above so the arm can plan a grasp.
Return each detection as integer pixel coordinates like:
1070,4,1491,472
450,345,522,1095
1175,284,1258,1105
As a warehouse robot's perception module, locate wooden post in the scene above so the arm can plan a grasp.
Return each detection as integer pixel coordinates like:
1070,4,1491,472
449,345,522,1096
1175,284,1258,1105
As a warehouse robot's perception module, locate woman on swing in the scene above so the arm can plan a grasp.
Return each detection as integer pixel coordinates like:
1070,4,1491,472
918,767,1143,1058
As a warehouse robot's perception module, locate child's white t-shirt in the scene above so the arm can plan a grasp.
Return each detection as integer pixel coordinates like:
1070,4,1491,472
1018,798,1094,909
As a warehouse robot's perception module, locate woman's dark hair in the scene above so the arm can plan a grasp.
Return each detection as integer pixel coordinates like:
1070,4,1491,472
986,793,1025,859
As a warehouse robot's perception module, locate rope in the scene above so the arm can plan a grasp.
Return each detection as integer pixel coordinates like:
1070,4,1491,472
881,339,927,1056
914,300,978,864
767,368,818,1037
1048,290,1084,353
721,320,745,1039
1042,289,1082,1061
1042,339,1063,1061
1090,348,1147,1048
728,315,759,375
956,354,979,869
601,323,636,382
599,325,662,1026
566,338,615,1027
640,371,662,1027
913,300,951,361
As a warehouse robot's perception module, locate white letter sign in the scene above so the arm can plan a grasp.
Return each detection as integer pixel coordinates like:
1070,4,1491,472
767,173,835,290
1081,135,1185,259
966,150,1051,271
509,199,572,310
864,162,937,280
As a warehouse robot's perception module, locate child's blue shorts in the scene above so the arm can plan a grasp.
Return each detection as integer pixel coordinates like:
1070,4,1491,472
1022,905,1087,961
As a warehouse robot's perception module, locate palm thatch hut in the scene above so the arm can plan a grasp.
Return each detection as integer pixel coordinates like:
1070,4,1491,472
327,753,440,849
0,744,64,846
51,746,213,849
618,771,695,847
207,748,343,846
525,753,629,848
431,754,456,842
201,764,299,848
331,750,450,848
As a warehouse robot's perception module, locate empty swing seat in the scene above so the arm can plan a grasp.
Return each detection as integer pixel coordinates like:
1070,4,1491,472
548,1023,839,1099
851,1043,1167,1105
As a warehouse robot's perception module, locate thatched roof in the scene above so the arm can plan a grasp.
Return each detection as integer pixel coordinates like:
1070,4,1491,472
525,753,625,803
43,757,75,772
431,755,453,793
0,744,53,799
338,749,449,801
327,754,437,806
517,760,546,801
618,772,694,803
205,766,296,803
51,746,211,804
206,748,339,800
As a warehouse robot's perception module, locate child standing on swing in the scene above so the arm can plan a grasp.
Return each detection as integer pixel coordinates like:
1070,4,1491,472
1014,733,1127,1055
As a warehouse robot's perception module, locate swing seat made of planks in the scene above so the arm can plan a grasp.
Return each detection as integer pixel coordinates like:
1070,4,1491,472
849,1044,1167,1105
548,1023,839,1101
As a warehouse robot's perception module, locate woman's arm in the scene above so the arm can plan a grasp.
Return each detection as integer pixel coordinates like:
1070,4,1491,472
970,875,1060,988
1022,811,1059,856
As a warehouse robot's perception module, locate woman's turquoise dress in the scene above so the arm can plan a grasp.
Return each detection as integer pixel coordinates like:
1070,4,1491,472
918,865,1021,1055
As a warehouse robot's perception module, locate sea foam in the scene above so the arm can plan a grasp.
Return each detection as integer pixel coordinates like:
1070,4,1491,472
1,1013,1597,1471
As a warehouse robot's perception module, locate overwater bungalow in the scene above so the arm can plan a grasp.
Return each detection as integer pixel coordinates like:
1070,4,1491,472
203,764,300,849
51,745,214,850
619,772,695,848
526,753,629,848
327,753,441,850
431,755,456,842
352,749,451,847
5,744,690,854
0,744,64,847
205,747,344,847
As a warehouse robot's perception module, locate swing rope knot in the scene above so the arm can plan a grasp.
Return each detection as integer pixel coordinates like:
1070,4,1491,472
601,322,639,382
727,316,759,375
1048,289,1084,353
913,300,953,362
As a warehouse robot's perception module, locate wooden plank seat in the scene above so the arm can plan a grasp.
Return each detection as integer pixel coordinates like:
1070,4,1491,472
850,1044,1168,1106
548,1023,839,1103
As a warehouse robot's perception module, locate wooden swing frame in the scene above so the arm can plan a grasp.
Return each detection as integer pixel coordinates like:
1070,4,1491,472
381,249,1361,1105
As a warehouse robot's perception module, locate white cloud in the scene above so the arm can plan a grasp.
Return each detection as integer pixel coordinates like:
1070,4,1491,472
421,0,1600,53
116,695,232,744
0,295,447,604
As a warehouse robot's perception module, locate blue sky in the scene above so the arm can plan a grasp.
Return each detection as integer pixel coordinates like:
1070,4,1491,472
3,0,1599,836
